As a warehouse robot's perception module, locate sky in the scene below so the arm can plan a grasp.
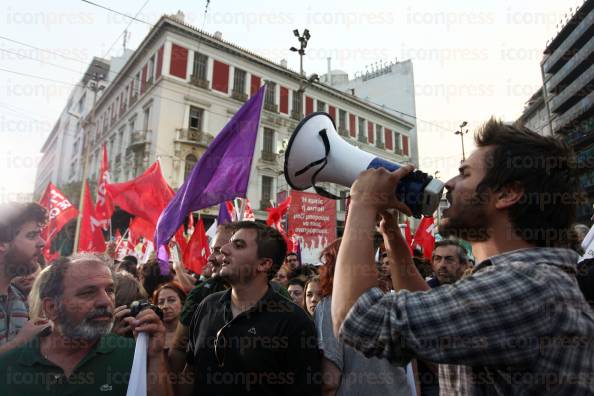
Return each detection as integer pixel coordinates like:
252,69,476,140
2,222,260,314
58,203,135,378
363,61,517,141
0,0,581,201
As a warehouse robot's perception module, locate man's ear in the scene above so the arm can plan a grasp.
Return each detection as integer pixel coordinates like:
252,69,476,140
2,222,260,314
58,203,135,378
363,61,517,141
257,258,273,275
0,241,9,254
494,182,524,210
42,297,59,321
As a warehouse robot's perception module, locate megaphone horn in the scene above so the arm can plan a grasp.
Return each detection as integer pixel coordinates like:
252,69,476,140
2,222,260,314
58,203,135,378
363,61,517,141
283,112,444,218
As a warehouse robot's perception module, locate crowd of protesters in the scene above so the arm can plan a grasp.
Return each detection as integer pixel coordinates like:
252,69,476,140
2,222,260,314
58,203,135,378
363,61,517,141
1,119,594,395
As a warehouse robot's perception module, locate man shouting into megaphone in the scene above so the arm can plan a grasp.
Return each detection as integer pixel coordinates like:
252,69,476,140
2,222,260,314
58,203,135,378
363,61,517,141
332,118,594,395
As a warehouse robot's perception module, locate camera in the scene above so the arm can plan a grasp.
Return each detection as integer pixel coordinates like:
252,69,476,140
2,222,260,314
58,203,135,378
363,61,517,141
128,300,164,321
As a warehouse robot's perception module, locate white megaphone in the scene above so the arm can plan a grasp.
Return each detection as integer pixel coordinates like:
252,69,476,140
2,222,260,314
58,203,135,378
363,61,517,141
283,112,444,218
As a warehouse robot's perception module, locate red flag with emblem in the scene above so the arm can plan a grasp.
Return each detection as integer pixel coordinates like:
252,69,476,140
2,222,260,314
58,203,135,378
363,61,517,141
78,180,106,252
38,183,78,260
182,218,211,274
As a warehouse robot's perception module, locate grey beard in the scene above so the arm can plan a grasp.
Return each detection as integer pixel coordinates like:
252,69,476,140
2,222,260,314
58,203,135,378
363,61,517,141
56,302,114,341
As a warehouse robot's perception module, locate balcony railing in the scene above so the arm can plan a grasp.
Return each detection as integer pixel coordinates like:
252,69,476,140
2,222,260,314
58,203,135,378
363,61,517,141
114,153,121,164
264,103,278,113
231,90,248,102
549,62,594,113
338,126,349,137
175,128,214,147
290,110,302,121
357,134,367,144
129,130,150,146
260,151,278,162
543,13,594,74
552,90,594,132
376,141,385,149
546,35,594,93
190,75,209,90
260,199,272,210
129,95,138,106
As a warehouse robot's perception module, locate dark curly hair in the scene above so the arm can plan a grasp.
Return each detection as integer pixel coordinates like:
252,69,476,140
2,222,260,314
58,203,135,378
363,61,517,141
474,118,581,247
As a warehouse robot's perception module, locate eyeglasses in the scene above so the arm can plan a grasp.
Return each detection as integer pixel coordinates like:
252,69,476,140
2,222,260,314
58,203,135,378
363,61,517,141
214,325,228,367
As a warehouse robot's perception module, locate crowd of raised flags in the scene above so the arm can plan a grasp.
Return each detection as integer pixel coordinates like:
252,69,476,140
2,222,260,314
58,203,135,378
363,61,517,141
36,84,441,273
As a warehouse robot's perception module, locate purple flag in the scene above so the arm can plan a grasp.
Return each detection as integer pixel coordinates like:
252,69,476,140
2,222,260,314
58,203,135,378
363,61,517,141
217,202,232,225
155,85,266,269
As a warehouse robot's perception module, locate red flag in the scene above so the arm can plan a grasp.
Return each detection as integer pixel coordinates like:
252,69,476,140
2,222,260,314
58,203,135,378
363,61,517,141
95,144,113,230
242,198,255,221
265,196,292,230
129,216,155,241
226,200,237,221
182,218,211,274
412,216,436,260
39,183,78,260
78,180,106,253
175,226,188,255
107,161,174,226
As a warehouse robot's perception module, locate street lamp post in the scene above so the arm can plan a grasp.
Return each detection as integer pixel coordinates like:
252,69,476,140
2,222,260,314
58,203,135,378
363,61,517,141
455,121,469,161
290,28,310,77
290,29,311,117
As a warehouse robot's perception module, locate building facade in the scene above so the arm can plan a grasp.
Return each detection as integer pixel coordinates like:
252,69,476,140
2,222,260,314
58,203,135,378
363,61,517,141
36,14,417,225
324,59,419,164
519,0,594,222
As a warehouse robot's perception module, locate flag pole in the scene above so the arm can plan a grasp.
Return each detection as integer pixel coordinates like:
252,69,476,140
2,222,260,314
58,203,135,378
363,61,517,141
73,73,104,252
115,228,130,253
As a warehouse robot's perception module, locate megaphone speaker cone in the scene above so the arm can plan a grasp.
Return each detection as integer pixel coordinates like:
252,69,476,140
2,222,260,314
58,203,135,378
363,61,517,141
283,112,444,218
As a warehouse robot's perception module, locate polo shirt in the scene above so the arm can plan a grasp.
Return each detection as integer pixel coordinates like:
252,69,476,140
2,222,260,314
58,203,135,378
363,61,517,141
0,333,135,396
188,285,321,395
180,276,228,326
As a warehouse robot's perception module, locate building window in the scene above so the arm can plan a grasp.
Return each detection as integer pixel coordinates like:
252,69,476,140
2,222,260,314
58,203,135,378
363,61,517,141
78,93,86,115
147,55,155,82
292,90,302,115
134,72,141,96
143,107,150,131
118,127,125,154
317,100,326,112
339,190,348,212
189,106,204,131
265,81,276,106
184,154,197,180
376,125,384,148
261,176,273,207
357,117,366,142
192,52,208,80
339,109,347,129
233,68,246,94
263,128,274,153
394,132,402,152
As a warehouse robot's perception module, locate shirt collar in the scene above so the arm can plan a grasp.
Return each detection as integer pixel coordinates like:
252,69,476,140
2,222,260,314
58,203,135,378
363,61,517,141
217,283,278,314
18,334,115,367
473,247,579,273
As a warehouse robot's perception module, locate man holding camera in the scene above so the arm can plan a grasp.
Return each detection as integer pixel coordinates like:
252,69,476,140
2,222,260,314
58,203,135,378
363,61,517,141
0,253,173,395
178,221,321,395
332,119,594,395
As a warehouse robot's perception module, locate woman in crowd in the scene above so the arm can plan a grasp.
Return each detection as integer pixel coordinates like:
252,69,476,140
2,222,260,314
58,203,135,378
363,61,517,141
314,238,412,396
152,282,186,350
303,276,321,318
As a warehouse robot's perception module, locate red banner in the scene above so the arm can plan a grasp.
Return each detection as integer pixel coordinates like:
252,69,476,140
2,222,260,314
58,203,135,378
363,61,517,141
38,183,78,260
287,190,336,265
